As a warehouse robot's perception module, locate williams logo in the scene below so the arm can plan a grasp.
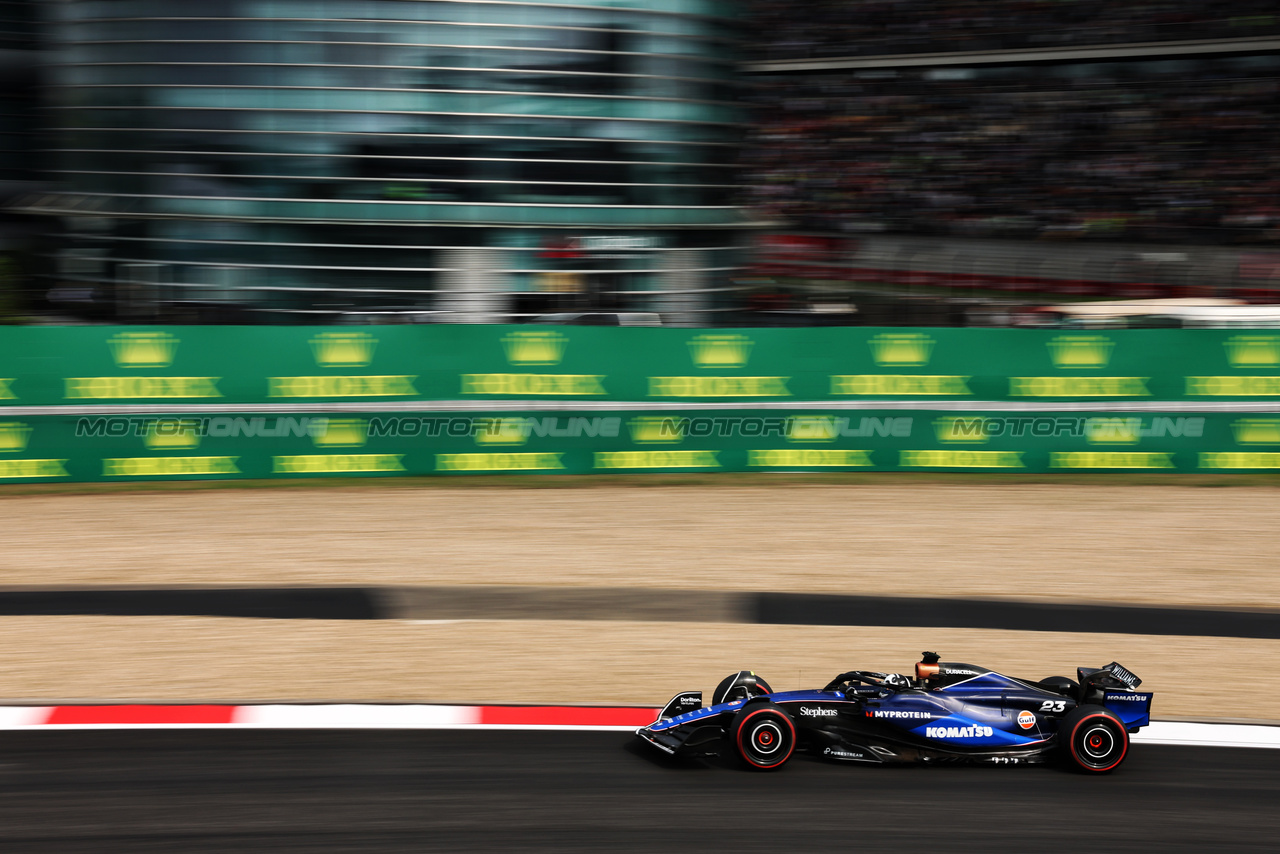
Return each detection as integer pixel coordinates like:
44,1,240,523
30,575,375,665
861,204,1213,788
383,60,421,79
869,333,934,367
1047,335,1114,369
1225,335,1280,368
0,422,32,453
1232,418,1280,445
311,418,369,448
310,332,377,368
502,330,568,366
108,332,179,368
688,334,753,368
1017,710,1036,730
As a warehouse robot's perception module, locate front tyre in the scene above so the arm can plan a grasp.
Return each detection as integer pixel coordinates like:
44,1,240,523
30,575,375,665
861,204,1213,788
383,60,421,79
731,705,796,771
1060,705,1129,774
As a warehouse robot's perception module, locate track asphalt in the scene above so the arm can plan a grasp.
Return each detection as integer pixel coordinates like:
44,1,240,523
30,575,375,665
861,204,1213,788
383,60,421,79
1,586,1277,638
0,730,1273,852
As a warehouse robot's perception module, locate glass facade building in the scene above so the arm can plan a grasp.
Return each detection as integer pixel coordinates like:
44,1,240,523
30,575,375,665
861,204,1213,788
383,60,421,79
41,0,746,321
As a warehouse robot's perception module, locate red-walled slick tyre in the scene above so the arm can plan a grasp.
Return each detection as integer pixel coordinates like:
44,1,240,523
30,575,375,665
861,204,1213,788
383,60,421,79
731,705,796,771
1060,705,1129,774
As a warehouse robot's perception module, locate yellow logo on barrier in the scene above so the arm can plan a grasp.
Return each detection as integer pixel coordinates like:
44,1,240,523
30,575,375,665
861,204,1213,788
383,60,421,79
103,457,241,477
502,330,568,366
594,450,720,470
933,417,988,444
274,454,404,474
628,417,684,444
688,334,754,369
748,449,872,467
310,332,377,368
648,376,790,397
899,450,1024,468
436,453,564,472
0,459,68,479
1186,376,1280,396
65,377,223,399
1084,417,1142,445
869,333,934,367
143,419,202,451
311,418,369,448
474,418,528,446
831,375,971,396
268,376,418,398
786,416,838,443
1200,452,1280,469
0,422,32,453
461,374,606,396
1231,418,1280,445
1224,335,1280,368
1047,335,1113,369
108,331,179,368
0,379,16,399
1009,377,1149,397
1050,452,1173,469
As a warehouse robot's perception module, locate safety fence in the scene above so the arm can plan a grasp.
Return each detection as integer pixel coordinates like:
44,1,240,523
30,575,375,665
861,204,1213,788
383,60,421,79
2,326,1280,480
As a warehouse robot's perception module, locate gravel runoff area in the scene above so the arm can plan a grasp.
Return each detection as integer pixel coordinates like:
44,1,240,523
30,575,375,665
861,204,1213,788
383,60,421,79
0,617,1274,721
0,483,1276,608
0,482,1276,713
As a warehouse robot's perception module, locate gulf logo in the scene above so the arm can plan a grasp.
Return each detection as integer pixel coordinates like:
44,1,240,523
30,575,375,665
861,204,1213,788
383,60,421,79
1017,710,1036,730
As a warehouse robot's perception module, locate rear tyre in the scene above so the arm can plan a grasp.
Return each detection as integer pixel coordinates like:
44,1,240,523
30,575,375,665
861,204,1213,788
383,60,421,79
731,704,796,771
1060,705,1128,774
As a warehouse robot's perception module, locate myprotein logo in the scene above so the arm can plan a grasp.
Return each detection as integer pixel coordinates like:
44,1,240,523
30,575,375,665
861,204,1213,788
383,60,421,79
868,710,932,720
925,725,993,739
799,707,838,717
1017,710,1035,730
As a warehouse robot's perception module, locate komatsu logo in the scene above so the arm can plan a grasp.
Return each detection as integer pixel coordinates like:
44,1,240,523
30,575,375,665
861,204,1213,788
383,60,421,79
799,707,838,717
925,725,993,739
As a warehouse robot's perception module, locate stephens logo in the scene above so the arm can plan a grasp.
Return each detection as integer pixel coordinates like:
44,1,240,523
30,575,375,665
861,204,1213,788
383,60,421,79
1017,710,1036,730
925,725,994,739
799,707,838,717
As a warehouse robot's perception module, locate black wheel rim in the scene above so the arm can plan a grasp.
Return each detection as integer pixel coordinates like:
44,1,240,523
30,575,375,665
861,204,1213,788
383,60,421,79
1078,723,1118,767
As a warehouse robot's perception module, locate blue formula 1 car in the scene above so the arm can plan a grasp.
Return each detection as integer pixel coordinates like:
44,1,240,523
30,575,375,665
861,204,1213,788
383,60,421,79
636,653,1153,774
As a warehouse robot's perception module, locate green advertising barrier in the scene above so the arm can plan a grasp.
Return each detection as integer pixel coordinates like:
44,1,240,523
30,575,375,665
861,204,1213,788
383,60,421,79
2,325,1280,481
2,410,1280,481
2,326,1280,407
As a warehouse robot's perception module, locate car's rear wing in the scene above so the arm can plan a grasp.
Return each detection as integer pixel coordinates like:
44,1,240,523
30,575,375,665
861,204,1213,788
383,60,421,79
1079,662,1152,731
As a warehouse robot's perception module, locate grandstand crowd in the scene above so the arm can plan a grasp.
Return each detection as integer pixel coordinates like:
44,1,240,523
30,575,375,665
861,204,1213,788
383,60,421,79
741,57,1280,244
748,0,1280,60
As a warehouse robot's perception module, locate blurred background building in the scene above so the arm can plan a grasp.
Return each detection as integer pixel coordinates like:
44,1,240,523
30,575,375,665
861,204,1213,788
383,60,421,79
4,1,1280,325
17,0,746,324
